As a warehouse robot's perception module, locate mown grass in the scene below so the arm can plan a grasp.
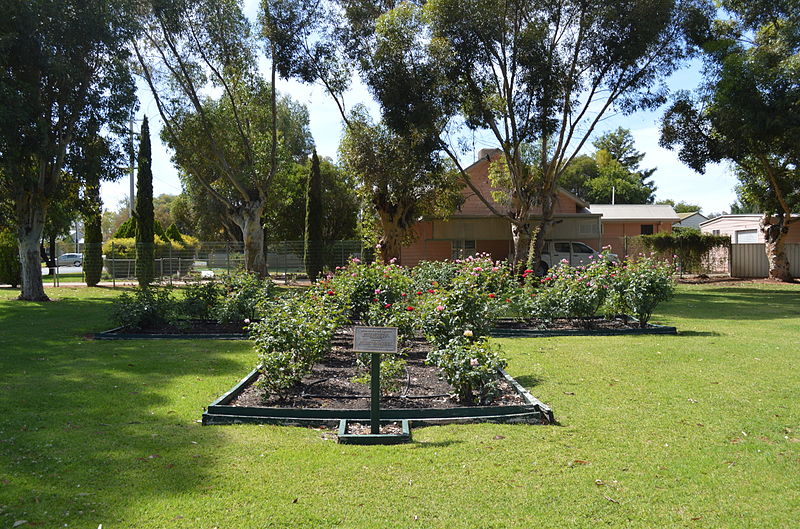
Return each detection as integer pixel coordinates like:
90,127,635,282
0,283,798,528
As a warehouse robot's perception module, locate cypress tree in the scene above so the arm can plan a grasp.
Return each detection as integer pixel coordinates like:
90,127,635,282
304,150,323,282
83,170,103,287
135,117,155,286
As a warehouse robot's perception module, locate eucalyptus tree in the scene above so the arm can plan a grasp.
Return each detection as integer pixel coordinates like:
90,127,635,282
134,0,307,276
0,0,136,300
660,0,800,281
264,0,697,268
339,108,462,263
262,0,462,263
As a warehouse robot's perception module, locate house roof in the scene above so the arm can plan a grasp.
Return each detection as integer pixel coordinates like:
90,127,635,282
588,204,680,222
465,148,590,209
677,211,706,220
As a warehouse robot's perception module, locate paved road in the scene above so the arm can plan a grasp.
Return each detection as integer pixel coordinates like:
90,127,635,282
42,266,82,275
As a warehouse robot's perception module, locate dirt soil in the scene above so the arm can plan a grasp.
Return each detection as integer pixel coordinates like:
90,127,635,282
230,327,524,410
108,319,248,335
345,422,404,435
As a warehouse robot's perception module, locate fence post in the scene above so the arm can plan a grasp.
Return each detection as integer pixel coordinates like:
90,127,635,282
111,242,115,289
169,243,173,286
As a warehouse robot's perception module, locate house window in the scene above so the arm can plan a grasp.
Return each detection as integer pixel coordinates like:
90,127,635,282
640,224,654,235
451,240,476,260
712,229,720,235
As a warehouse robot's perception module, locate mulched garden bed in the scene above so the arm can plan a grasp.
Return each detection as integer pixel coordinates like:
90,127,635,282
95,319,249,339
230,327,525,410
491,316,677,337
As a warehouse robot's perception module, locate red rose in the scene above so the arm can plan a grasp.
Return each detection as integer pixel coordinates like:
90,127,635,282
406,306,415,311
488,293,496,298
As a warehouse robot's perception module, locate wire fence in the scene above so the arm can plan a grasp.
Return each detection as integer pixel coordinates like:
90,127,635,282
1,240,364,287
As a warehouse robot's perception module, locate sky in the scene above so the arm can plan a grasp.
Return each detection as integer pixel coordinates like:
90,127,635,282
101,2,739,217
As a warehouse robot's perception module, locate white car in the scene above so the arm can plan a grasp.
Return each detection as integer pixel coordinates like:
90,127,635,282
534,241,617,275
56,253,83,267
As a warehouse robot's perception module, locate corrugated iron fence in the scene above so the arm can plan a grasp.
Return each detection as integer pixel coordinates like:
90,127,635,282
730,243,800,278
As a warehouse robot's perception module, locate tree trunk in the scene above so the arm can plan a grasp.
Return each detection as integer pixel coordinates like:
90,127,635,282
233,202,267,277
47,235,57,276
760,214,792,282
16,199,49,301
377,209,405,264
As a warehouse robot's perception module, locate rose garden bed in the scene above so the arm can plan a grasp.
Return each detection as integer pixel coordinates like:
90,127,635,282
202,326,553,427
96,315,676,340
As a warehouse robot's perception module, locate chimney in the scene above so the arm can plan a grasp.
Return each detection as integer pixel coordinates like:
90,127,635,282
477,148,501,161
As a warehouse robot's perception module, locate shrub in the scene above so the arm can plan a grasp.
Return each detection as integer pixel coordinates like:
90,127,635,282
611,255,676,327
0,229,21,288
215,269,274,323
525,254,614,321
427,335,507,405
418,269,507,349
180,278,222,319
251,292,344,399
639,229,730,274
410,260,459,292
110,287,178,330
324,257,413,321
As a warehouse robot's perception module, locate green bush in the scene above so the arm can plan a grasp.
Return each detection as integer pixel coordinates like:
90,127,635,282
215,269,274,323
353,354,407,395
180,278,222,319
638,229,730,274
427,335,507,405
418,260,509,349
525,251,614,321
0,229,21,288
410,260,459,292
110,287,178,330
251,292,345,399
610,255,676,327
325,257,413,321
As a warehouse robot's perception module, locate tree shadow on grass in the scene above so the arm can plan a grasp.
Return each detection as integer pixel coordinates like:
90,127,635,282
511,374,545,389
0,295,252,528
675,331,723,337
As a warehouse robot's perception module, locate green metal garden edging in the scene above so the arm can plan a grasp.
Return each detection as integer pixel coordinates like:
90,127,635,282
337,419,412,445
202,367,554,427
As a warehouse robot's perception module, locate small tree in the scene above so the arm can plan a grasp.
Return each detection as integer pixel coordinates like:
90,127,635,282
304,150,323,282
135,118,155,286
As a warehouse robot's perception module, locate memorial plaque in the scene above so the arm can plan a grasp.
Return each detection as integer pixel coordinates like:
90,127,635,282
353,326,398,354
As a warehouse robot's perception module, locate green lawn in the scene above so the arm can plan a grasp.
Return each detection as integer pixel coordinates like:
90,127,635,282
0,283,798,528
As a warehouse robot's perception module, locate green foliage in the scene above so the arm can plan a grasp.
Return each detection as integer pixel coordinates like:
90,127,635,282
102,236,199,259
215,270,275,324
136,117,155,286
323,257,413,322
110,287,178,331
82,168,103,287
164,222,185,244
353,354,407,395
180,279,222,320
657,199,702,213
251,292,344,399
526,255,615,321
659,2,799,277
114,217,136,238
410,260,460,292
427,336,507,405
304,150,323,282
0,229,21,287
0,0,136,300
339,107,462,263
639,230,730,273
609,255,677,326
418,255,514,349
